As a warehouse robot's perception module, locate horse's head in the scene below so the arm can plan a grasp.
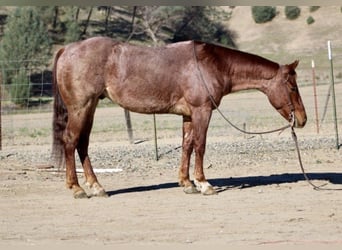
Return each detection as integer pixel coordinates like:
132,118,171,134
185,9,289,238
266,60,307,128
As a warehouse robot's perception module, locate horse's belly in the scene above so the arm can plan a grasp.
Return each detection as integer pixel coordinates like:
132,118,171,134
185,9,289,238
105,85,190,116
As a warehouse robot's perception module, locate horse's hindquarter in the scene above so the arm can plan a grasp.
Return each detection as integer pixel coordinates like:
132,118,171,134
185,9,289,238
104,41,200,115
56,37,114,106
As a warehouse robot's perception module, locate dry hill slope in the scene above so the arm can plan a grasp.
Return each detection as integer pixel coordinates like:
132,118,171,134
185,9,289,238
226,6,342,66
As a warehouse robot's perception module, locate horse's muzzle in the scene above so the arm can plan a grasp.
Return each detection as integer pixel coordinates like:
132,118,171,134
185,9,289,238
294,113,307,128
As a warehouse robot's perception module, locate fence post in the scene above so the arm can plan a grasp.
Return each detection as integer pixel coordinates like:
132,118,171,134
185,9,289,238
153,114,159,161
0,81,2,151
311,59,319,134
327,40,340,149
124,109,134,144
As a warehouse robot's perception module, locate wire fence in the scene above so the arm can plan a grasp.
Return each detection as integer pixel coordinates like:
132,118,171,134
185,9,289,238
1,44,342,152
0,58,52,114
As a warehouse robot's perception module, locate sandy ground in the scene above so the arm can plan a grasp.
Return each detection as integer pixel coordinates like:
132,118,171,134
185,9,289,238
1,86,342,248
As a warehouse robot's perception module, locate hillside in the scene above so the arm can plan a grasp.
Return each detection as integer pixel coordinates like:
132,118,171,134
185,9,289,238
1,6,341,82
225,6,342,70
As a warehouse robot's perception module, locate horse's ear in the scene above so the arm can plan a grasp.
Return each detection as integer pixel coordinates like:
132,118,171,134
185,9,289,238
283,60,299,75
288,60,299,70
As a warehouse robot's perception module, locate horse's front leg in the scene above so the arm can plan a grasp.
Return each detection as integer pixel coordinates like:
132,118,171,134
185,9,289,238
192,108,217,195
178,116,199,194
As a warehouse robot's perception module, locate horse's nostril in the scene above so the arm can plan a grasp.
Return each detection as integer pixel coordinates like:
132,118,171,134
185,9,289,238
296,116,307,128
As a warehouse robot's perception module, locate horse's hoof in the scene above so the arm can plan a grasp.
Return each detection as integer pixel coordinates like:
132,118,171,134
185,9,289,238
73,189,89,199
202,185,218,195
93,189,108,197
183,185,200,194
194,180,218,195
89,183,108,197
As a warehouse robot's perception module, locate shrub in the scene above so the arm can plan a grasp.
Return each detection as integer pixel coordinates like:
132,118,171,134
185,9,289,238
285,6,301,20
306,16,315,25
0,7,51,104
309,6,320,12
251,6,277,23
10,69,31,106
64,21,82,44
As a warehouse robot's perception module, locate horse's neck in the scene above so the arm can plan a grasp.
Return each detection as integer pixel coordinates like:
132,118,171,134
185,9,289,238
226,61,278,94
195,42,279,95
230,76,268,93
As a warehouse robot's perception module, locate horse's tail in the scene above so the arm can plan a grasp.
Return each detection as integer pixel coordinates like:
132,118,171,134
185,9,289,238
51,47,67,169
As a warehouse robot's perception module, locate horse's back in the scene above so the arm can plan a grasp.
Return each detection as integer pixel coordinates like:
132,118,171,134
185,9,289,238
56,37,198,115
106,40,197,114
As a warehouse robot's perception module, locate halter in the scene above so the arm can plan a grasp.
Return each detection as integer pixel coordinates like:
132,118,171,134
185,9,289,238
283,74,296,128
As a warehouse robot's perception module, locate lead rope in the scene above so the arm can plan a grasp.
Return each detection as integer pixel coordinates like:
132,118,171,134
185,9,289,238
192,42,342,191
291,126,342,190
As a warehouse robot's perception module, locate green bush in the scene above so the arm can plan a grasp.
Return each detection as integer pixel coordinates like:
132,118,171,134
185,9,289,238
309,6,320,12
285,6,301,20
10,69,31,106
306,16,315,25
64,21,82,44
0,7,51,104
251,6,277,23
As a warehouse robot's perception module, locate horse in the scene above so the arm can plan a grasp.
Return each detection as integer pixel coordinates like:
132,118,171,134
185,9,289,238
52,37,307,198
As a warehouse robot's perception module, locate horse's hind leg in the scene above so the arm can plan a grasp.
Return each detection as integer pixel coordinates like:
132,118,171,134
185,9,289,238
64,111,88,198
76,102,107,197
64,99,106,198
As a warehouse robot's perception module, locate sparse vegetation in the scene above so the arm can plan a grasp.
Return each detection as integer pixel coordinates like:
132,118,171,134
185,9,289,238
309,6,320,12
307,16,315,25
0,7,51,105
251,6,277,23
10,69,31,106
285,6,301,20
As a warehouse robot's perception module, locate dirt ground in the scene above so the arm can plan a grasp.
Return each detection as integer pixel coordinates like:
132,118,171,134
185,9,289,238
1,87,342,249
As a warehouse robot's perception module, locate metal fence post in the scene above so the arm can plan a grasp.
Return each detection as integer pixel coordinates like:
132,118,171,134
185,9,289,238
327,40,340,149
0,81,2,151
153,114,159,161
124,109,134,144
311,59,319,134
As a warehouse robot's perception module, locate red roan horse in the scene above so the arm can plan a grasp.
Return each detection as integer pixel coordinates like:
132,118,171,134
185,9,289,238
52,37,307,198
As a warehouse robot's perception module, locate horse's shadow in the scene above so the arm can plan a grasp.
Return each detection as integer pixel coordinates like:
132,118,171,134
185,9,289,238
107,172,342,196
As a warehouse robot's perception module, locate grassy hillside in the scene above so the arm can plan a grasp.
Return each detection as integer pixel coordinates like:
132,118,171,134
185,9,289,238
225,6,342,83
1,6,341,85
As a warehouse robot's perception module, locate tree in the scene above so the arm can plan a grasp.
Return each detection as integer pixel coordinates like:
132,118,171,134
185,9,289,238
97,6,112,35
0,7,51,88
81,7,93,37
128,6,182,45
128,6,235,47
285,6,301,20
35,6,58,30
64,7,82,43
171,7,235,47
306,16,315,25
65,21,82,44
10,68,31,105
251,6,277,23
